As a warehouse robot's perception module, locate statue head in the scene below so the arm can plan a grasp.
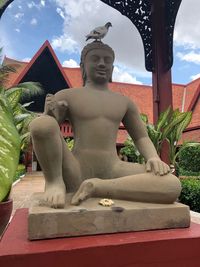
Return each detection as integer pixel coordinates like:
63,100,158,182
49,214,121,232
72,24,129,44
80,41,115,86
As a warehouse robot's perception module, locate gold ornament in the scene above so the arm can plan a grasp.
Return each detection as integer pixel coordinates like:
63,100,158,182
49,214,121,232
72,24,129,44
99,198,114,207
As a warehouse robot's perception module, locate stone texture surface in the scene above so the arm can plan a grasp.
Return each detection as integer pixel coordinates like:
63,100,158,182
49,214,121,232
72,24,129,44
28,193,190,240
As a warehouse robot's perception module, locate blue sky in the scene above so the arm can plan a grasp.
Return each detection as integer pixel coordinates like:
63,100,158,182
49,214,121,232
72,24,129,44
1,0,200,86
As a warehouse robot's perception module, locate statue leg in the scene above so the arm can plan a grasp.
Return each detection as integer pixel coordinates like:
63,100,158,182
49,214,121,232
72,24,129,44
71,161,181,205
30,115,81,208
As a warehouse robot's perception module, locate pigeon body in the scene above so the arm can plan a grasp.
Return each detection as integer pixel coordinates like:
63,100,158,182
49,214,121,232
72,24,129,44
86,22,112,41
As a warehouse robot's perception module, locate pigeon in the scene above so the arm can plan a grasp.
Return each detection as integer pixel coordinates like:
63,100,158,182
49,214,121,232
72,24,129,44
85,22,112,41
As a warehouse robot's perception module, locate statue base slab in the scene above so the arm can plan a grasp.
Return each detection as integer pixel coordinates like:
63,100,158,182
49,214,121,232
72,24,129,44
28,193,190,240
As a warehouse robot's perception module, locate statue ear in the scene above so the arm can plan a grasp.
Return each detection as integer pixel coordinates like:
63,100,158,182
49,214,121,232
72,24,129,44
109,65,114,83
80,64,86,86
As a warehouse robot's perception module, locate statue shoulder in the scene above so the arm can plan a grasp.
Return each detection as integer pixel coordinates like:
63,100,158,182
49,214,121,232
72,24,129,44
55,87,82,101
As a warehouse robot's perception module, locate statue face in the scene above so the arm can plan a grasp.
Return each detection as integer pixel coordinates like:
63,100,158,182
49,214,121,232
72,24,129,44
84,48,114,85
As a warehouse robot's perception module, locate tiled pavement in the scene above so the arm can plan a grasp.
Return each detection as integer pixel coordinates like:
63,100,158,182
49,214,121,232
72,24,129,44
10,172,45,216
10,172,200,223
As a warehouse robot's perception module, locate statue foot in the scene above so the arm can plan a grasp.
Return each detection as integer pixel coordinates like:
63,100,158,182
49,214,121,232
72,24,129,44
71,178,98,205
43,181,66,208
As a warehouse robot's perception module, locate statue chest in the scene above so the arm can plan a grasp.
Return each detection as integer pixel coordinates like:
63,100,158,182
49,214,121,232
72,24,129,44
68,94,127,122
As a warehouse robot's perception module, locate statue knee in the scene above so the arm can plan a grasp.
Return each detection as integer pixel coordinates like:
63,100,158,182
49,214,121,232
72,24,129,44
161,174,182,204
30,115,59,140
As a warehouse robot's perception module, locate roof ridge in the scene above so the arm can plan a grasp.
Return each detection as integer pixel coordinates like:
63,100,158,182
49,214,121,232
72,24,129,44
3,56,29,64
186,76,200,86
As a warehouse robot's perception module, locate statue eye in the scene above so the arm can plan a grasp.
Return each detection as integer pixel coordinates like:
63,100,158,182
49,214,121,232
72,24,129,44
105,57,113,64
90,55,99,62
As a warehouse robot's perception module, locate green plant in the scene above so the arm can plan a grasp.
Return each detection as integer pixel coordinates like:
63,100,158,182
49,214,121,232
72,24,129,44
13,164,26,182
0,48,43,202
0,1,14,19
179,178,200,212
0,93,21,201
121,107,192,166
177,142,200,175
65,138,74,151
120,137,144,163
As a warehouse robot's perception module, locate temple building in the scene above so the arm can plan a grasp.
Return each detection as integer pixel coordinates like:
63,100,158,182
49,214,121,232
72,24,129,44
3,41,200,171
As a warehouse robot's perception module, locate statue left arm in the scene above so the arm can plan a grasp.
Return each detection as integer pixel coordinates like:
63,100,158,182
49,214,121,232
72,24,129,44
122,99,170,175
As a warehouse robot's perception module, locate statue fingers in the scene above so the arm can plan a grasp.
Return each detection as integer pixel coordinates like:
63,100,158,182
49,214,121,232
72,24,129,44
163,164,170,174
152,161,160,175
158,162,165,176
146,161,152,172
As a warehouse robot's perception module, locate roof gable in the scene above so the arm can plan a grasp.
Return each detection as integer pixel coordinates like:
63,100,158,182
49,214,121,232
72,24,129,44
13,40,71,87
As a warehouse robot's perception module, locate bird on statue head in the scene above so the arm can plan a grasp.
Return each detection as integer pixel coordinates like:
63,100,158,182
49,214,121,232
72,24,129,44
85,22,112,42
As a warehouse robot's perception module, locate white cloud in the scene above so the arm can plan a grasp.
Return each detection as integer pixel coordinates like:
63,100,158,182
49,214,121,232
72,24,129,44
27,1,45,9
63,59,79,67
51,35,79,54
30,18,38,25
177,51,200,64
56,8,65,19
27,2,35,8
0,28,15,58
15,28,20,33
113,66,142,84
40,0,45,7
18,5,22,9
174,0,200,49
14,13,24,20
22,57,31,62
52,0,148,77
191,73,200,81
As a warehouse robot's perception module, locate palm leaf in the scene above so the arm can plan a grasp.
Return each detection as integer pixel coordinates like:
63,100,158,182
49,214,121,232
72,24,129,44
162,112,187,141
155,106,171,131
175,112,192,142
7,82,44,101
140,113,148,124
14,113,32,125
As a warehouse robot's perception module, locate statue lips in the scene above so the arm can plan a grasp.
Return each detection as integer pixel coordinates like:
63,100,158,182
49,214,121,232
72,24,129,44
96,69,107,76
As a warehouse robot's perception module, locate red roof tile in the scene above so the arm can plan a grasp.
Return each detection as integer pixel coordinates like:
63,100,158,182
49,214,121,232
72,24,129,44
3,57,28,88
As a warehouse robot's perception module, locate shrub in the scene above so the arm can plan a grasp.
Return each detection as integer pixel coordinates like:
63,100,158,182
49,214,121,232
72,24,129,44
120,137,144,163
178,143,200,175
179,178,200,212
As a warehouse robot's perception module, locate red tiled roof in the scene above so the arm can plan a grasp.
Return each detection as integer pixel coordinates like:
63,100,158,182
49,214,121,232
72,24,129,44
117,129,129,145
180,128,200,144
3,57,28,88
63,67,82,88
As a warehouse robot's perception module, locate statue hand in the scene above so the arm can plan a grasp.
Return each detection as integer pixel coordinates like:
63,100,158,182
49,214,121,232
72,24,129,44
44,94,68,121
146,157,170,176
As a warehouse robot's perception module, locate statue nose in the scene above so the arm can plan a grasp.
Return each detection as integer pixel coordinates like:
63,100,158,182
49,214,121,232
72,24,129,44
98,58,105,67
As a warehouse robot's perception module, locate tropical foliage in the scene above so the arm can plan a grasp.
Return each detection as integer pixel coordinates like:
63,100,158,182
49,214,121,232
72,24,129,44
180,178,200,212
120,107,192,168
0,0,14,19
65,138,74,151
177,142,200,176
0,49,43,201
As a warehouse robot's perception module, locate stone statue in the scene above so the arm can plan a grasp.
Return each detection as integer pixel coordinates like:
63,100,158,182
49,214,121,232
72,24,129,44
30,41,181,209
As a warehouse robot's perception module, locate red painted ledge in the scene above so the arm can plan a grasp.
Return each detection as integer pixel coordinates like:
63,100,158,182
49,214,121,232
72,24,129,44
0,209,200,267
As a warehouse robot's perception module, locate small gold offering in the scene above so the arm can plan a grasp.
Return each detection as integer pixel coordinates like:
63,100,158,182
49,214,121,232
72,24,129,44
99,198,114,207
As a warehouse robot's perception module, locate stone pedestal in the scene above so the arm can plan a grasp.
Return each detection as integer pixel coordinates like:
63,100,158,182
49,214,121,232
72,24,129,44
1,209,200,267
28,193,190,240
